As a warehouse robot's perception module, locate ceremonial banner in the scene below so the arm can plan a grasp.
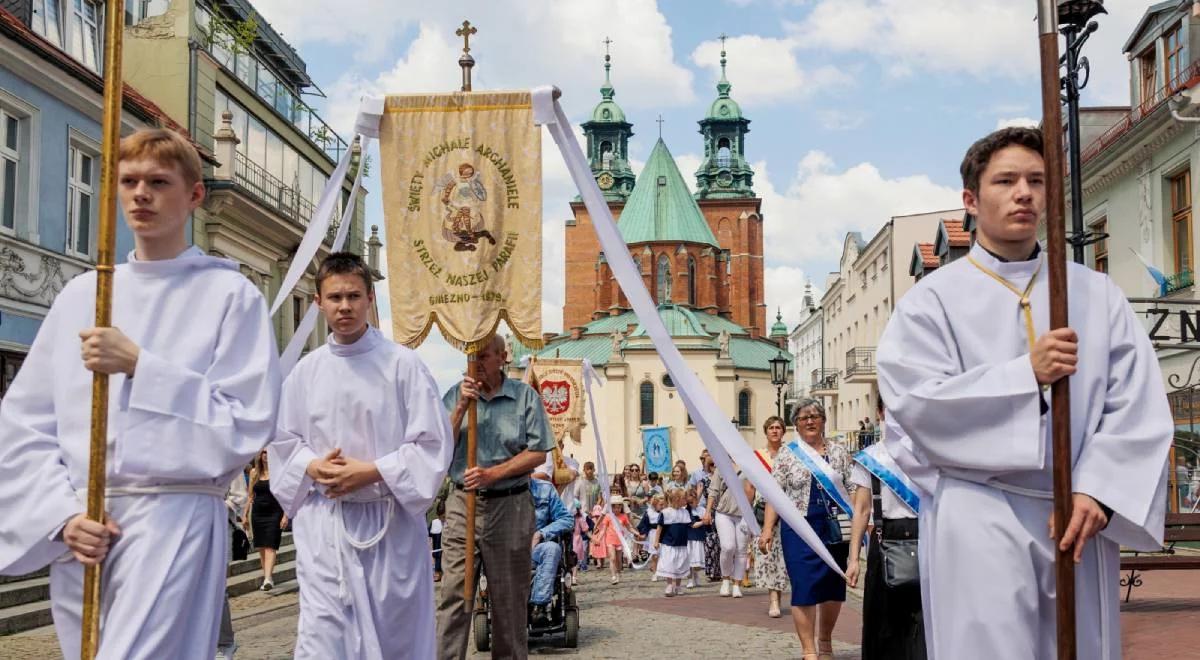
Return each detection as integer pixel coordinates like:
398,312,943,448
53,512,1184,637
378,92,543,349
529,357,586,444
642,427,672,476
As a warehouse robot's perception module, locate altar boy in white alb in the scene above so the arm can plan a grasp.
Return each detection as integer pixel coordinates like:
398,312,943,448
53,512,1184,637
0,129,281,658
269,252,453,659
877,127,1173,660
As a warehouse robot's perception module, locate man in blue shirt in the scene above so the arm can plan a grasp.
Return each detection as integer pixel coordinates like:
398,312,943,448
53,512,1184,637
436,335,555,660
529,475,573,623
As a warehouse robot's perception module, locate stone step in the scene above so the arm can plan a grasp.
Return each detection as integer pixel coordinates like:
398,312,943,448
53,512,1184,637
0,537,296,637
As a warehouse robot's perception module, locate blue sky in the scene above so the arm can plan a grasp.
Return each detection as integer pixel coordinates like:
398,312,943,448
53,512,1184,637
248,0,1151,390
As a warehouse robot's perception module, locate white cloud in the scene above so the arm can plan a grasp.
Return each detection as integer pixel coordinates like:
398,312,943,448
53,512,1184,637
758,152,962,269
786,0,1147,107
673,153,703,194
253,0,695,124
817,109,867,131
766,265,815,331
690,35,853,106
995,116,1040,130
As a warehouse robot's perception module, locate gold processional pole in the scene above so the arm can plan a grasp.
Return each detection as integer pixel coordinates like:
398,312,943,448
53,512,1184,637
1035,2,1077,658
455,19,482,608
81,1,126,657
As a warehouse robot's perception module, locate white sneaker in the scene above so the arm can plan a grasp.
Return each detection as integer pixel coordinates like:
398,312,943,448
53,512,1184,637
732,584,743,598
686,578,696,589
664,584,675,597
215,642,238,660
719,579,731,597
651,574,659,582
610,575,619,584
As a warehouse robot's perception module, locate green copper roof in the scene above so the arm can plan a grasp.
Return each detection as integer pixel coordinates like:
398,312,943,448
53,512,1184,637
629,305,712,338
769,309,788,337
520,306,791,371
618,139,719,247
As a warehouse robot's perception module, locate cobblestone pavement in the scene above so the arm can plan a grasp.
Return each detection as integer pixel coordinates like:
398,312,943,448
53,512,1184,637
5,563,1200,658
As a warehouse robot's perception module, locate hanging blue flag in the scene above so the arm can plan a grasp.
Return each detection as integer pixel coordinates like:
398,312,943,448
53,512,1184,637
642,426,672,476
1129,248,1170,296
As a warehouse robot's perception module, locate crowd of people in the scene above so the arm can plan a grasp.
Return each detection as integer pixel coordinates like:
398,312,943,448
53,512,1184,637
0,123,1175,660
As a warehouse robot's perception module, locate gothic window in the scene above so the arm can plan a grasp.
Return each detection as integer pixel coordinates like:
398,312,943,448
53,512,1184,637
656,254,671,303
640,381,655,426
717,138,732,168
737,390,752,427
687,255,697,305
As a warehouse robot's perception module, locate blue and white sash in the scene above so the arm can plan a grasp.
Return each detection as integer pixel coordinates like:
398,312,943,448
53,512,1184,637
787,440,853,515
853,446,921,514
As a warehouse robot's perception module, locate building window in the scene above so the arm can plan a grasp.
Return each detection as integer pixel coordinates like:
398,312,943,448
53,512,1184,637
0,350,25,399
32,0,64,46
639,381,655,426
0,110,20,233
1166,23,1186,85
1090,217,1108,274
125,0,168,24
737,390,751,427
67,141,97,258
656,254,671,304
687,255,696,306
1140,45,1158,108
69,0,101,72
292,295,305,332
1170,169,1192,277
716,137,731,168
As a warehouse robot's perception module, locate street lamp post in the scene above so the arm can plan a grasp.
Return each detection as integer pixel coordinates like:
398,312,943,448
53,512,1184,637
769,351,790,419
1059,0,1108,264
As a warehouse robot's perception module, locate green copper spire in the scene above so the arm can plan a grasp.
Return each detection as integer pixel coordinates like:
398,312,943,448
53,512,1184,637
716,34,732,99
770,308,788,338
582,37,635,201
618,138,719,247
696,34,754,199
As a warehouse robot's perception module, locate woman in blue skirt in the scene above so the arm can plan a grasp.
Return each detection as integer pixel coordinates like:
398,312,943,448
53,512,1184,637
758,399,859,660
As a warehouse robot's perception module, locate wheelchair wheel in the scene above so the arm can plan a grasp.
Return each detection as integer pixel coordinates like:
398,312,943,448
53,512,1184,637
562,608,579,648
473,611,491,652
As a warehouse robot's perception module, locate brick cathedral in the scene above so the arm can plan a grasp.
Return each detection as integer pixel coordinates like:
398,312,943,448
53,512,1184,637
561,44,767,337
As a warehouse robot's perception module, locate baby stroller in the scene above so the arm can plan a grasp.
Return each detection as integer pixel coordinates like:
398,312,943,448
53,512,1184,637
474,536,580,651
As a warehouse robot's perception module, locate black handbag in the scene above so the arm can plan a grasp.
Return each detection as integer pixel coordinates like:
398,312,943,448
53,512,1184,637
231,525,251,561
873,476,919,588
753,498,766,527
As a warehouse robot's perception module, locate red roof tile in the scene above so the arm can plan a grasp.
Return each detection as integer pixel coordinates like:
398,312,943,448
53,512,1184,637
941,219,971,248
0,9,213,162
917,242,938,268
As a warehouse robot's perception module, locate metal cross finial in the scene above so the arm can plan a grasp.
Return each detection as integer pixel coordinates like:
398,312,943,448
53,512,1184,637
656,114,664,138
603,36,613,57
719,33,728,50
457,20,477,54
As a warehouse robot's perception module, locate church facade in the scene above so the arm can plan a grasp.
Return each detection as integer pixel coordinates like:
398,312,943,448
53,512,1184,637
513,46,791,474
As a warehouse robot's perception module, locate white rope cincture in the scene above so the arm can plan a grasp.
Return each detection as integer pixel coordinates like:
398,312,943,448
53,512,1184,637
331,494,394,605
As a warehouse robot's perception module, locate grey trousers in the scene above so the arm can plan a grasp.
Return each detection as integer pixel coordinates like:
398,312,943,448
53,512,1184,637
217,594,234,647
436,488,534,660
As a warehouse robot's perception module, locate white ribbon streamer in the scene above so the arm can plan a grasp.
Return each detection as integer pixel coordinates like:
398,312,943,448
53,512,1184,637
535,87,841,575
278,136,372,376
582,359,632,561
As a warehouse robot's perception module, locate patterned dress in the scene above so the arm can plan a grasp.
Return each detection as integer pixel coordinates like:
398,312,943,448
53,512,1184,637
700,473,722,579
754,448,789,592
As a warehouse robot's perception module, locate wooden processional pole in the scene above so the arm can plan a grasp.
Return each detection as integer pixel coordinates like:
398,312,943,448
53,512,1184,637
456,19,481,607
1035,2,1077,658
81,1,126,657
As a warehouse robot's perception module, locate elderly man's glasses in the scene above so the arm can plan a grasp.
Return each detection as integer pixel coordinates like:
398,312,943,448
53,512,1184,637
795,414,825,423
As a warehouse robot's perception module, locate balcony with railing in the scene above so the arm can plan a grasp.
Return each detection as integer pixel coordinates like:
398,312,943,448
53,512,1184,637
233,151,317,225
1081,60,1200,165
844,347,876,382
1166,270,1195,295
811,368,838,395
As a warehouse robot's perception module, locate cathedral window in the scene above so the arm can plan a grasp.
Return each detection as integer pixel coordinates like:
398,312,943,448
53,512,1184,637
737,390,752,427
640,381,655,426
656,254,672,303
687,256,697,305
600,141,613,170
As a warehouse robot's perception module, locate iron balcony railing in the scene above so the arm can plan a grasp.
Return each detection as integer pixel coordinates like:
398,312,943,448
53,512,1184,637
1166,270,1195,295
811,368,838,392
233,151,317,225
1081,60,1200,165
845,347,877,378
